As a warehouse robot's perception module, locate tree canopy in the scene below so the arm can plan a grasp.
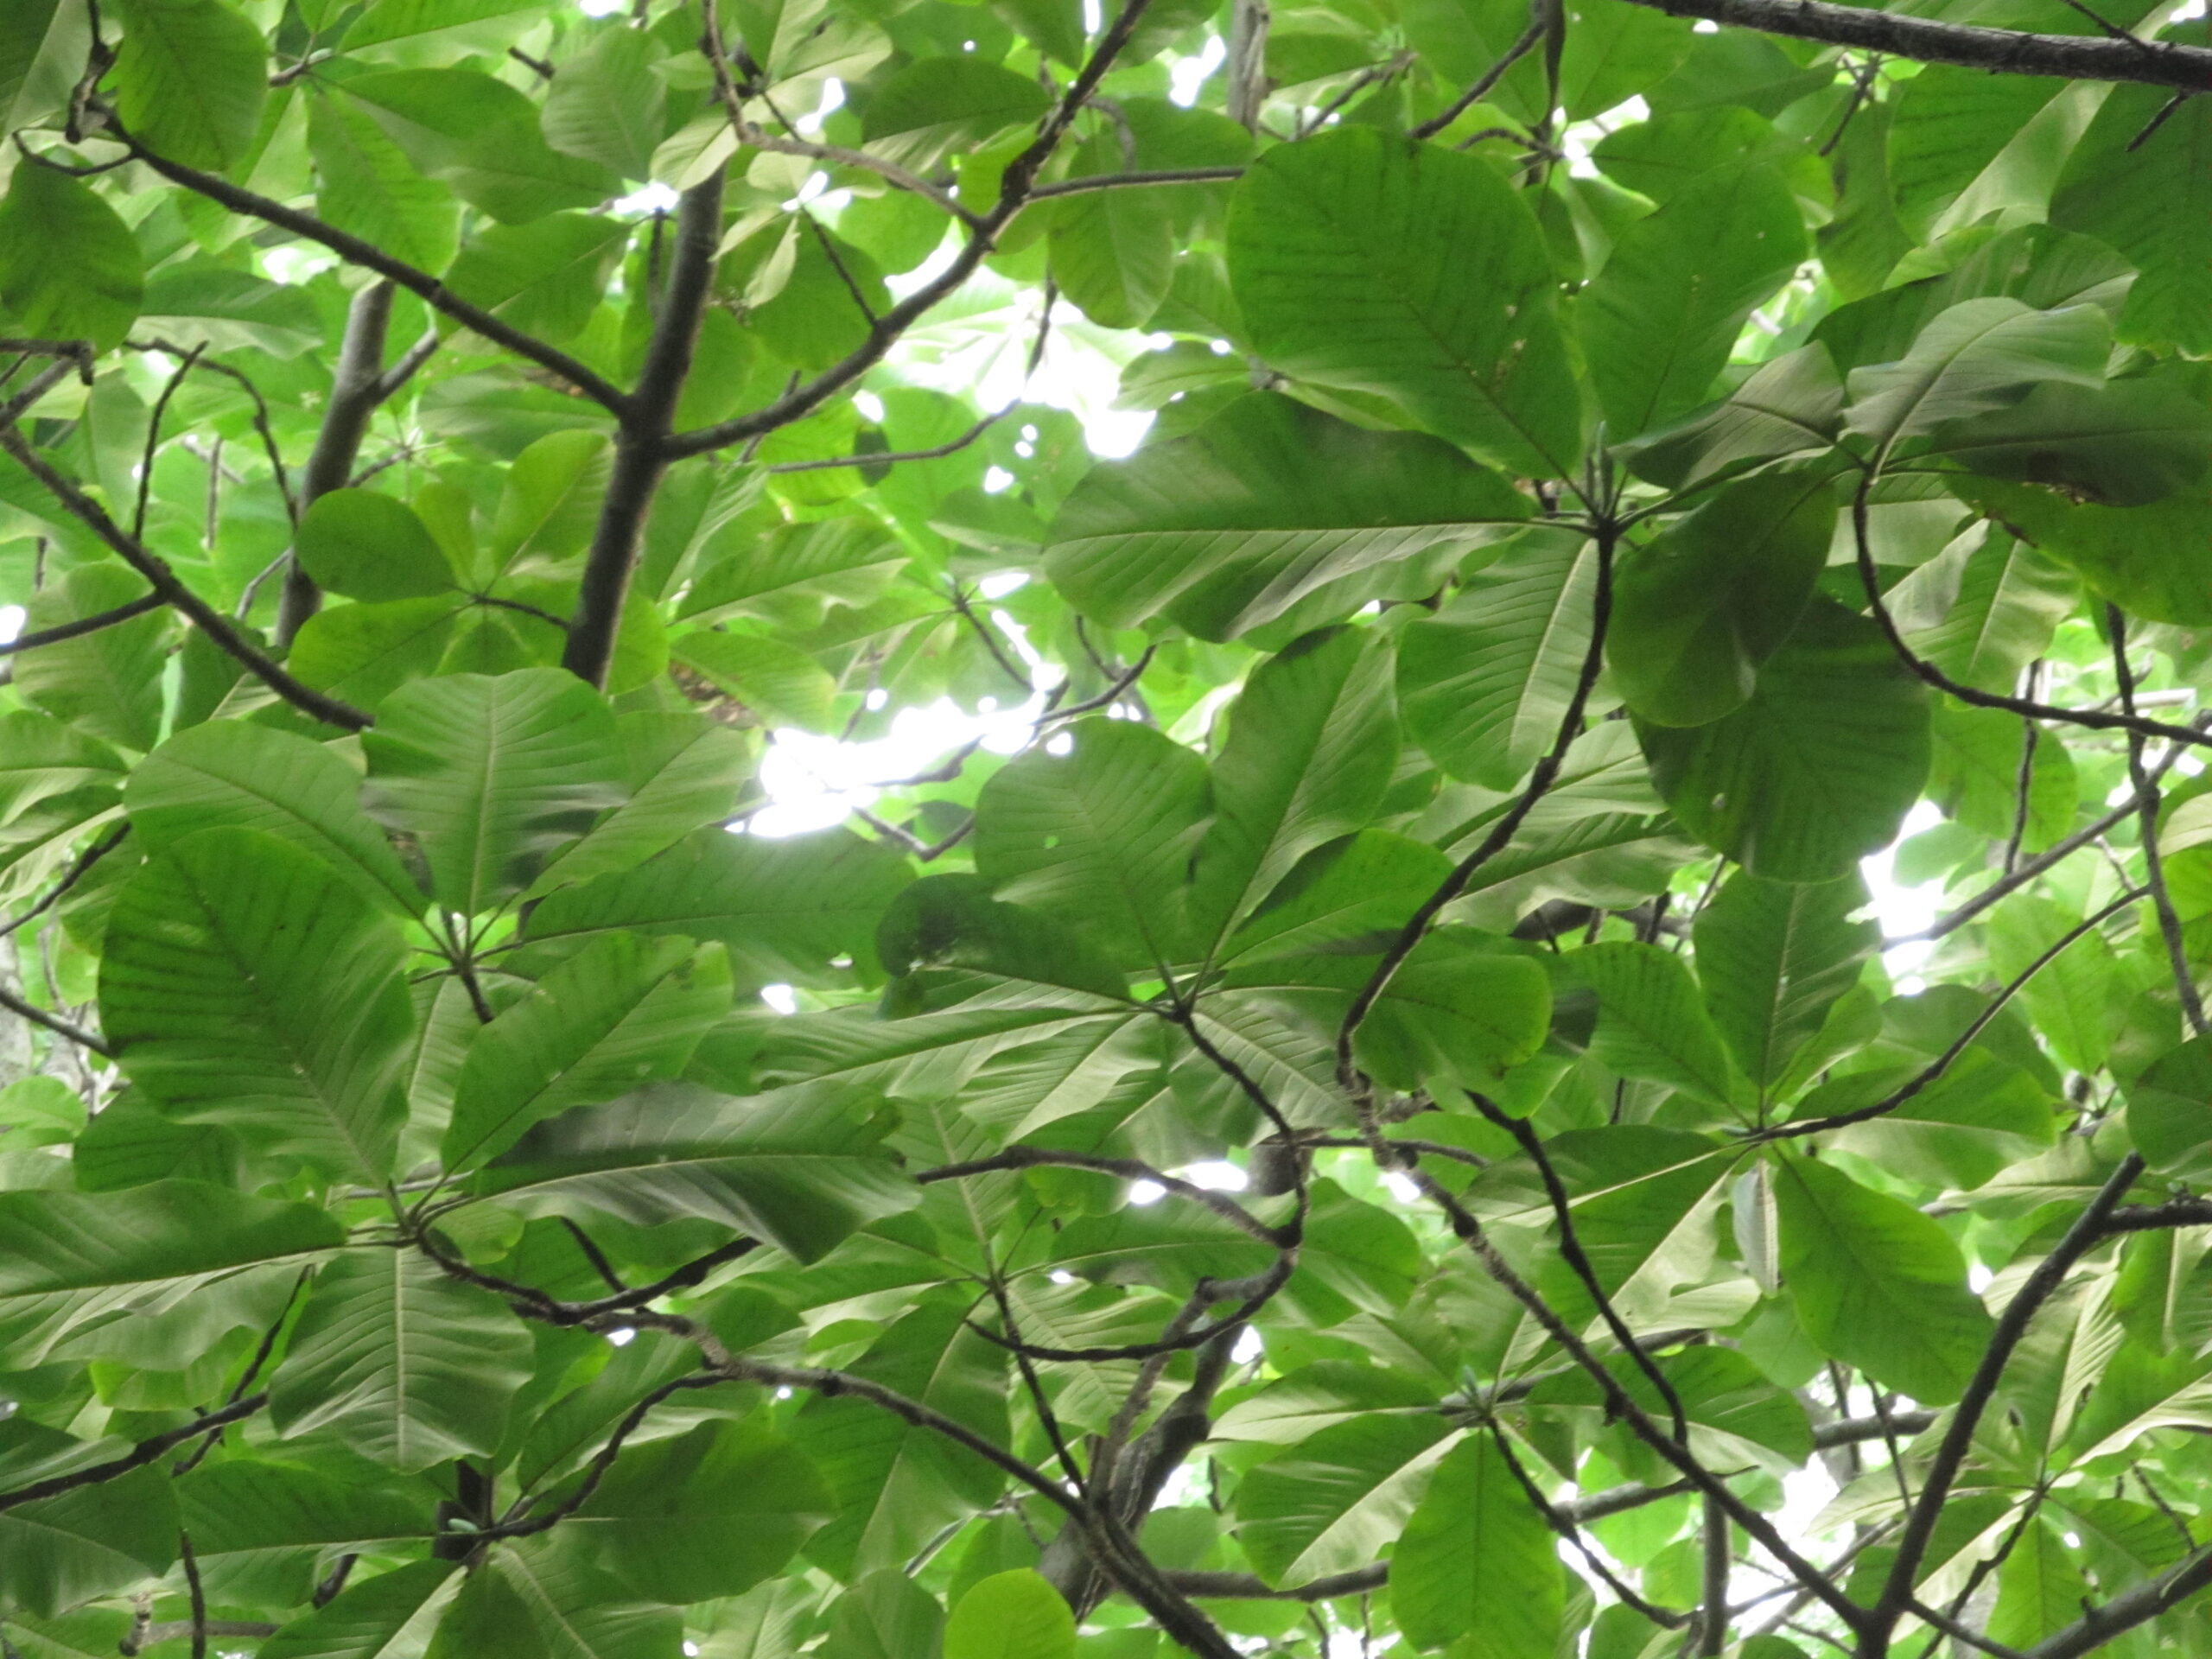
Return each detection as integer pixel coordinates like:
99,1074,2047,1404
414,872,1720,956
3,1,2212,1658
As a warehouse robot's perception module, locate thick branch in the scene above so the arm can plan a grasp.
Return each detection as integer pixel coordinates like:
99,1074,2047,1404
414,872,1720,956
561,166,726,689
277,281,399,645
1615,0,2212,88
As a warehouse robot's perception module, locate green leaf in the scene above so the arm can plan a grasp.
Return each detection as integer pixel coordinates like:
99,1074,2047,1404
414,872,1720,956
0,0,86,135
1397,530,1598,788
1622,344,1846,490
670,630,837,733
567,1418,830,1603
108,0,266,173
2052,81,2212,353
1190,626,1399,948
1607,472,1834,728
1579,163,1809,439
944,1570,1076,1659
1987,1518,2093,1650
1570,940,1738,1106
798,1296,1008,1579
974,716,1212,967
0,1179,340,1349
1049,134,1177,331
257,1561,463,1659
444,931,729,1170
447,213,631,346
475,1080,918,1261
1885,67,2066,238
1639,598,1931,881
1843,298,2110,449
879,874,1131,1000
824,1571,947,1659
0,163,143,353
1924,370,2212,507
1809,1049,2056,1191
1236,1414,1459,1586
1964,481,2212,626
1694,870,1877,1092
362,668,626,917
11,563,166,751
2127,1036,2212,1177
288,594,474,713
1351,931,1553,1089
525,712,753,896
125,719,426,918
521,825,912,988
1906,526,2077,693
336,67,617,225
100,825,416,1180
425,1548,679,1659
487,431,615,578
1389,1435,1562,1654
178,1458,433,1563
0,1463,175,1618
1228,127,1580,477
309,87,461,275
860,58,1052,169
270,1246,534,1471
1771,1151,1996,1403
297,490,457,603
1045,392,1530,641
140,259,323,356
541,28,665,180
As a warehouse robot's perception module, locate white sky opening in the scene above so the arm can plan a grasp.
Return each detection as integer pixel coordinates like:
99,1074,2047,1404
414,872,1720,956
1862,799,1946,990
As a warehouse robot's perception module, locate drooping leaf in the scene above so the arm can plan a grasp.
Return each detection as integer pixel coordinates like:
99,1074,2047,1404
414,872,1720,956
1389,1434,1564,1655
270,1246,535,1472
100,826,417,1180
1639,599,1932,881
1579,162,1810,439
474,1081,920,1261
1397,529,1597,788
1229,127,1581,477
362,668,627,917
1045,393,1530,641
1772,1151,1997,1403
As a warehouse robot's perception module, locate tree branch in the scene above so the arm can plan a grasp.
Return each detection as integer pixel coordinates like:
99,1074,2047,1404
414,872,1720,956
114,130,632,414
1613,0,2211,88
278,281,400,645
0,426,372,730
1855,483,2212,753
0,592,162,656
665,0,1160,461
1763,885,2146,1140
1336,524,1614,1090
1876,1155,2145,1624
2031,1546,2212,1659
562,165,727,689
0,1394,267,1512
2108,606,2209,1037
